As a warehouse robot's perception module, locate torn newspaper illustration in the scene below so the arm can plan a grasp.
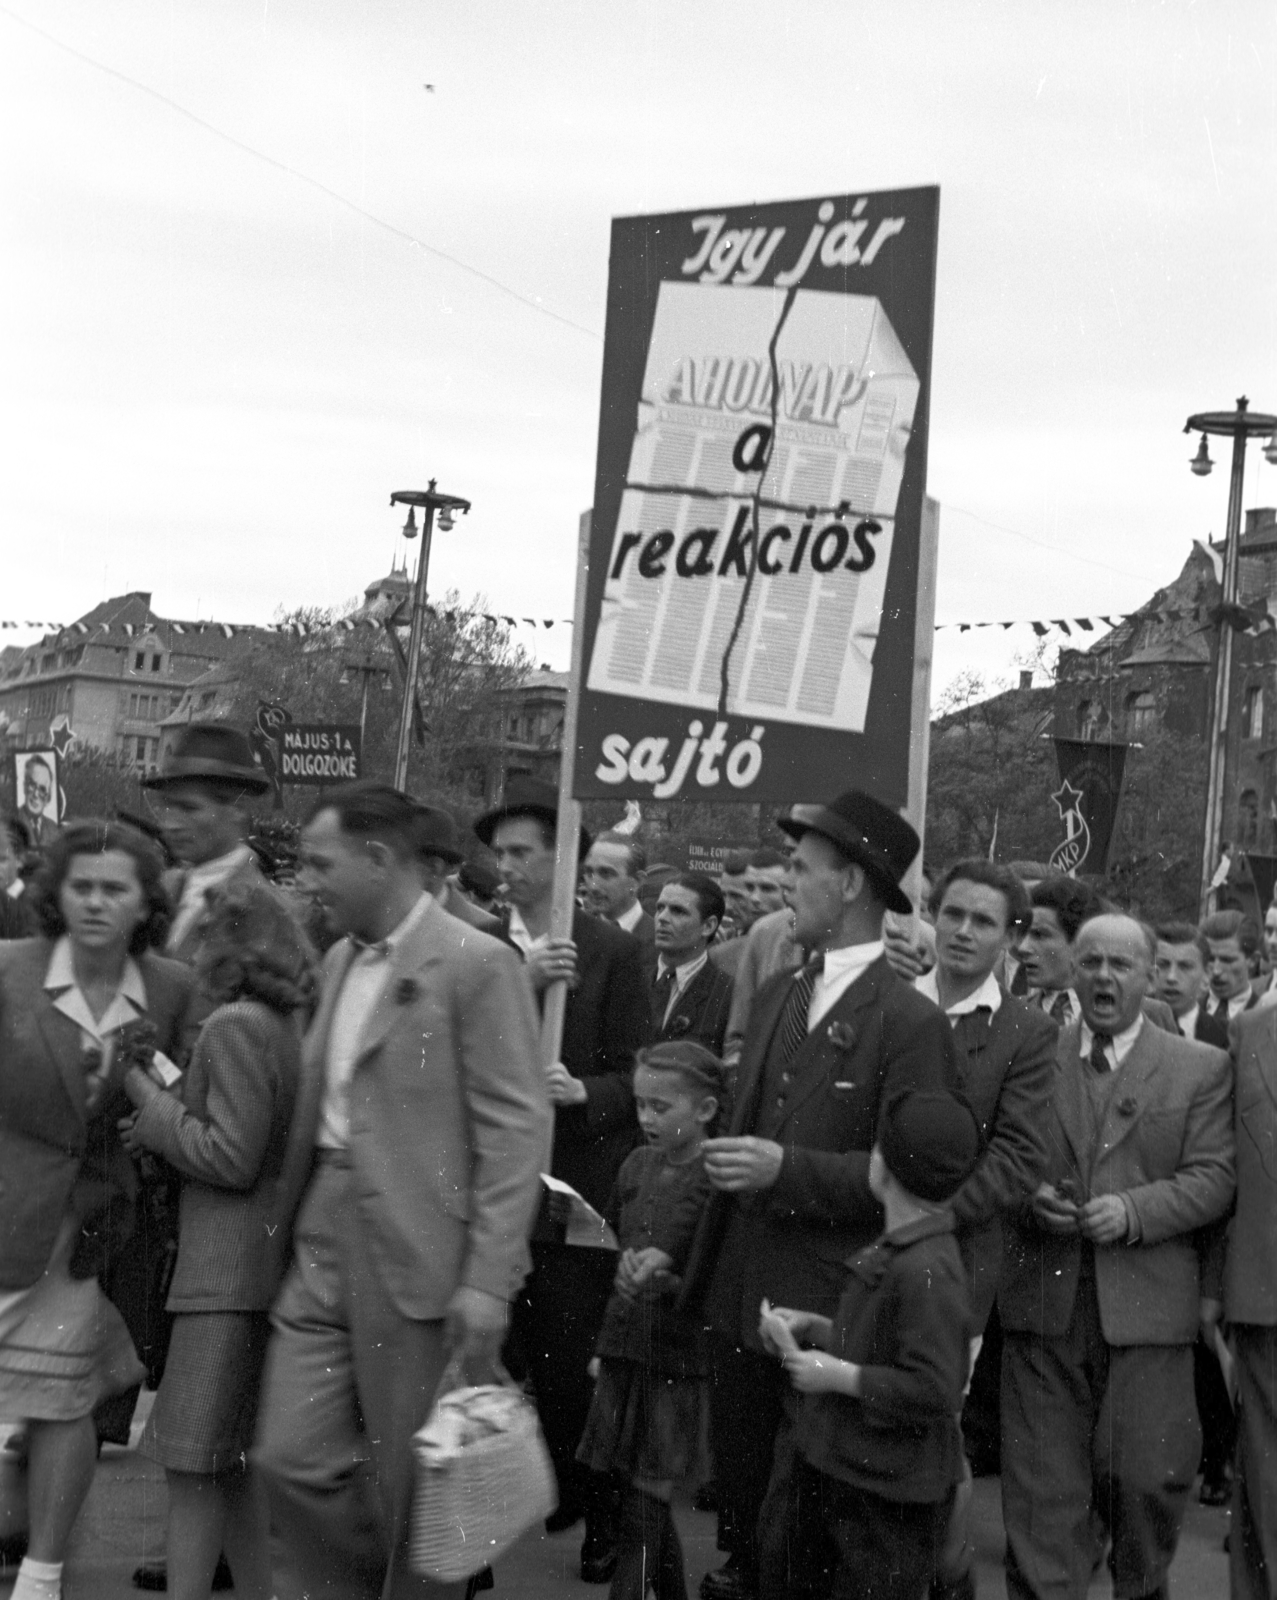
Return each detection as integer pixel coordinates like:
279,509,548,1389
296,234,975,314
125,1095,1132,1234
585,281,919,733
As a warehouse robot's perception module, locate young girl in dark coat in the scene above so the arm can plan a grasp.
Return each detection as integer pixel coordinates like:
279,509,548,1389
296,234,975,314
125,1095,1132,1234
577,1041,725,1600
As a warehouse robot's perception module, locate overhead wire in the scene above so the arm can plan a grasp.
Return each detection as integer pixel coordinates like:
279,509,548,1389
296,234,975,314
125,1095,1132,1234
0,2,602,343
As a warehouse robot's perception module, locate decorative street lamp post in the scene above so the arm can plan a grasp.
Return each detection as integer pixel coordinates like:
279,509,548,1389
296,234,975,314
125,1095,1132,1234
1184,397,1277,913
388,481,471,791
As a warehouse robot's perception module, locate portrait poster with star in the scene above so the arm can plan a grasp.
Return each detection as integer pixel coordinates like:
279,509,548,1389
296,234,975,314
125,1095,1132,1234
1049,739,1128,876
573,186,940,806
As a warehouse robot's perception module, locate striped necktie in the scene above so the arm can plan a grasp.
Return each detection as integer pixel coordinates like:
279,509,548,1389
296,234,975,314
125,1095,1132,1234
1048,990,1072,1025
777,957,825,1064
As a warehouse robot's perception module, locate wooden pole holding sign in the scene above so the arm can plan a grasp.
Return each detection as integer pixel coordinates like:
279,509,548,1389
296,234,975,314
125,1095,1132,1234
899,494,940,918
540,510,594,1069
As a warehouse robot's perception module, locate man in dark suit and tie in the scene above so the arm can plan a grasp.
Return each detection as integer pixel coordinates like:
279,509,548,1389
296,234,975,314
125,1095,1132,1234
681,789,958,1600
651,871,734,1054
1201,909,1262,1029
999,912,1234,1600
477,779,652,1581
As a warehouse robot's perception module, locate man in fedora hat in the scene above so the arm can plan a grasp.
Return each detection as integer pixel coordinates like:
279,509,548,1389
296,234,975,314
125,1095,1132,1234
410,801,500,936
681,788,959,1600
474,777,652,1582
143,723,270,964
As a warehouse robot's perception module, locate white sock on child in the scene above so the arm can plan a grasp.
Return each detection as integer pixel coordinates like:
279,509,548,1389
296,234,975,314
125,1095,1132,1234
10,1556,63,1600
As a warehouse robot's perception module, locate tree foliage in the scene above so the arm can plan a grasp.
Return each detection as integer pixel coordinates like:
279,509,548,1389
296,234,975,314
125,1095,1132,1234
219,590,532,816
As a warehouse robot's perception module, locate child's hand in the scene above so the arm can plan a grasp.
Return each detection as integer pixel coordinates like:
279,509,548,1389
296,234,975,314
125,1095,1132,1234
783,1349,860,1396
627,1248,674,1291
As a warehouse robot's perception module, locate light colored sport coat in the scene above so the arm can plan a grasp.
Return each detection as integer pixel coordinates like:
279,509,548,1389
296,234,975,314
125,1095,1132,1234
1000,1017,1234,1346
268,896,551,1319
1224,1006,1277,1325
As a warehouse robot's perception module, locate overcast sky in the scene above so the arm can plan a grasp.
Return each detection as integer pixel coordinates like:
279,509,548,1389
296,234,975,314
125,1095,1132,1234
2,0,1274,702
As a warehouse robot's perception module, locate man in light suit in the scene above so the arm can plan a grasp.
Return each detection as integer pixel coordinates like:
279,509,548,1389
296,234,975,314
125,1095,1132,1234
1209,1005,1277,1595
999,913,1235,1600
681,790,959,1600
254,784,552,1600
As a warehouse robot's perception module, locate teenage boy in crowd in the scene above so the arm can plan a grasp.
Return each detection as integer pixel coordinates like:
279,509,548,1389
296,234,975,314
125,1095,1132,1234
1153,923,1228,1048
917,861,1057,1600
1201,910,1262,1027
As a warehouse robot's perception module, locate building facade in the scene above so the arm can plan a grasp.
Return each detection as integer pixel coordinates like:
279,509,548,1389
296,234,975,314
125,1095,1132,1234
1054,506,1277,908
0,593,252,772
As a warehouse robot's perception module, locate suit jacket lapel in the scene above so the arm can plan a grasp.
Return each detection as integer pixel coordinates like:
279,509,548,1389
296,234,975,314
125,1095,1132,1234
1051,1022,1094,1173
35,990,90,1123
1250,1009,1277,1120
731,973,793,1134
351,898,443,1070
780,960,885,1125
1091,1021,1160,1163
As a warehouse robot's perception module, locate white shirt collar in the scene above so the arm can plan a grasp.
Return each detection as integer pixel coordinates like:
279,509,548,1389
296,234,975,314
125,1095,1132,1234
1223,989,1253,1020
506,904,547,956
1079,1013,1144,1070
657,948,709,987
350,891,433,963
44,935,148,1045
615,900,644,934
821,940,885,983
916,967,1003,1017
183,842,253,896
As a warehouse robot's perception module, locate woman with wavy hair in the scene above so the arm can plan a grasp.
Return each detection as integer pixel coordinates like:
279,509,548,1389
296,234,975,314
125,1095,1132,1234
120,879,311,1600
0,821,197,1600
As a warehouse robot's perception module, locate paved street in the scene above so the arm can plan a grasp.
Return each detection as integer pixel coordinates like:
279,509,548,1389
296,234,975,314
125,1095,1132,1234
0,1436,1233,1599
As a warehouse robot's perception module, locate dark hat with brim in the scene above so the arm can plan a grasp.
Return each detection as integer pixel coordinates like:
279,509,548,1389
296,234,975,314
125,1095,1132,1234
142,723,270,795
778,789,918,916
473,776,592,861
413,802,465,865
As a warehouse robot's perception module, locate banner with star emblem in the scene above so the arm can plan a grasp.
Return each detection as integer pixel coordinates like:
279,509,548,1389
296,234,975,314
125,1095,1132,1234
1049,739,1128,877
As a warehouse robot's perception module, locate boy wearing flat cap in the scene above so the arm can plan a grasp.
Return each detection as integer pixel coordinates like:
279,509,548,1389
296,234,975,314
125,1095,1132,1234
760,1088,981,1600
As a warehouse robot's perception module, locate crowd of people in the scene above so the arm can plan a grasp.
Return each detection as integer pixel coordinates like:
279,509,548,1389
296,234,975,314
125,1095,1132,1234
0,719,1274,1600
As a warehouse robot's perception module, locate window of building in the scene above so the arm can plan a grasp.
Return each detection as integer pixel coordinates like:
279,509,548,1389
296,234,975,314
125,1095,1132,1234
151,654,162,672
1126,691,1157,736
200,691,216,709
134,651,146,670
129,693,139,716
136,736,148,762
1240,789,1260,848
1243,685,1263,741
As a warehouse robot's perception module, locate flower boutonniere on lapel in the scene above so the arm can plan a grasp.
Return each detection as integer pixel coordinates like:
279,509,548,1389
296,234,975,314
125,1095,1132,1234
393,977,419,1006
1116,1095,1138,1119
826,1021,856,1051
667,1013,691,1039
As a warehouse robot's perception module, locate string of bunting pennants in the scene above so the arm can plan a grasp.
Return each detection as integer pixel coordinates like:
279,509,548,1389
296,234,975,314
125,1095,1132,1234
6,599,1277,643
935,598,1277,638
0,605,574,641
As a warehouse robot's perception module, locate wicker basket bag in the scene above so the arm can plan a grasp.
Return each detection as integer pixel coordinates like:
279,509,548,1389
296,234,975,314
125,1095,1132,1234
409,1380,556,1581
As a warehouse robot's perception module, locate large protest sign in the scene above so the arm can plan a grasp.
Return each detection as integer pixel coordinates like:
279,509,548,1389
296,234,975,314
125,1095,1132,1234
573,187,939,806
